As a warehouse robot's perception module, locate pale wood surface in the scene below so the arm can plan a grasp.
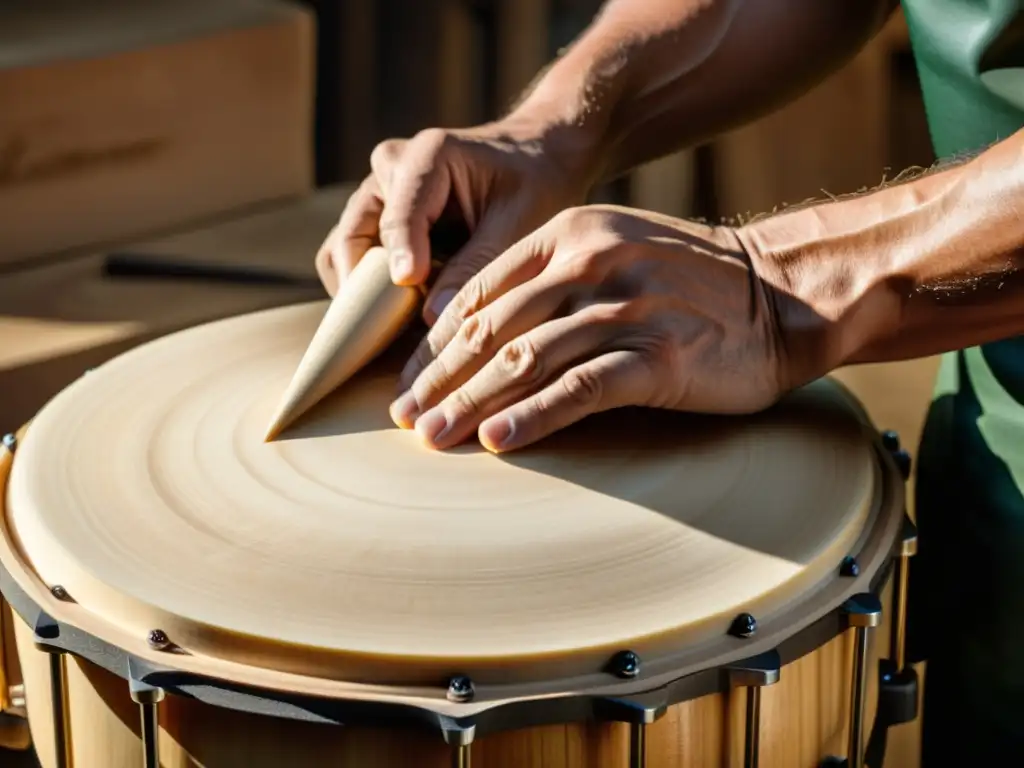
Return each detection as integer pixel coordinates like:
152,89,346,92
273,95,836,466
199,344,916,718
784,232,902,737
0,186,354,434
0,0,314,266
8,300,885,686
265,247,421,440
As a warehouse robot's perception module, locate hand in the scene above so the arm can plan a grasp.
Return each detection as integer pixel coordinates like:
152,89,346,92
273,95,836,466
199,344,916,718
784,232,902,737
388,205,802,453
314,119,597,324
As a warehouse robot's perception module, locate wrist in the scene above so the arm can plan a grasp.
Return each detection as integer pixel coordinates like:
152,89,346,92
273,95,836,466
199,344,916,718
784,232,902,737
736,206,899,385
499,37,630,188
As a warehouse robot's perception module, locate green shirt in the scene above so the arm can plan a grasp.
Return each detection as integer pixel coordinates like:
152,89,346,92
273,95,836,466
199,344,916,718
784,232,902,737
902,0,1024,759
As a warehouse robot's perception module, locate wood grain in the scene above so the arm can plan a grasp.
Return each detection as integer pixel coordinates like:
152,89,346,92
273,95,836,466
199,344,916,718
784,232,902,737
264,247,421,440
0,0,313,266
6,300,883,686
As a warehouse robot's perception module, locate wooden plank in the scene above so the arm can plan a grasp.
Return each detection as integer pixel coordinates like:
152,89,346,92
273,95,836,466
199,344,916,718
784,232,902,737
0,0,315,267
0,185,354,433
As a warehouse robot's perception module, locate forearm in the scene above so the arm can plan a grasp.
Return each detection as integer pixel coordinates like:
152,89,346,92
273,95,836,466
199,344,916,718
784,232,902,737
741,128,1024,380
507,0,895,183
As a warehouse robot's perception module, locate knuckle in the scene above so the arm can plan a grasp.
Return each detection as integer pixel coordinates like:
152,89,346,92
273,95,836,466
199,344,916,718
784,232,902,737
560,368,604,407
497,338,541,383
369,140,398,173
414,354,452,398
455,312,495,356
450,278,488,319
449,386,480,416
411,127,450,156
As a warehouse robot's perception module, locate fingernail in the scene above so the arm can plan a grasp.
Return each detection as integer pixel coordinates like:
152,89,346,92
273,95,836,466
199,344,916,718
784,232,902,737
389,249,413,281
427,288,457,321
481,417,513,452
389,391,421,428
415,408,451,445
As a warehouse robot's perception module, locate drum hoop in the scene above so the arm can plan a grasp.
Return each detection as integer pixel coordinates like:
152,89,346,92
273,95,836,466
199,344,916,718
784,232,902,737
0,417,904,741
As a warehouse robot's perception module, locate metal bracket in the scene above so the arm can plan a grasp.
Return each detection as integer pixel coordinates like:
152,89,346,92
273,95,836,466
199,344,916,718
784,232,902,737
726,650,781,768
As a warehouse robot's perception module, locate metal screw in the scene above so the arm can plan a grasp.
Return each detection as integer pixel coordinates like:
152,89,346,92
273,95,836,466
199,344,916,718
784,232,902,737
840,556,860,577
729,612,758,639
892,449,912,480
608,650,641,679
446,675,474,703
50,585,69,601
2,433,16,453
147,629,171,651
880,430,900,452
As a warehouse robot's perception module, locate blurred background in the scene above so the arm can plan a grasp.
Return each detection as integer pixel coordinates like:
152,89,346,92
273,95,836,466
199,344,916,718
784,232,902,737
1,2,935,763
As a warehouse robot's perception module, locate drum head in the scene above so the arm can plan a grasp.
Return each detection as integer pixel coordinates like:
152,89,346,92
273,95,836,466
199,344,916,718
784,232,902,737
5,301,882,687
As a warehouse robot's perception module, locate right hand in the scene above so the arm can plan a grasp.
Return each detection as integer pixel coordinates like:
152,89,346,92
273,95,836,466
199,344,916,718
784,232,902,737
314,121,597,325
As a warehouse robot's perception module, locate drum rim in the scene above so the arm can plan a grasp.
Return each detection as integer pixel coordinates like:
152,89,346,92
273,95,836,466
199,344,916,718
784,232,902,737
0,406,904,738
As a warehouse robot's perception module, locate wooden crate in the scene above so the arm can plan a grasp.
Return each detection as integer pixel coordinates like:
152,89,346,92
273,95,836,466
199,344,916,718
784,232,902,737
0,0,316,267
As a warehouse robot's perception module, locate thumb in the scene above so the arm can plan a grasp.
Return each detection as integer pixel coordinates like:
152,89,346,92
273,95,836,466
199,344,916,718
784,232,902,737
422,211,520,324
379,139,453,287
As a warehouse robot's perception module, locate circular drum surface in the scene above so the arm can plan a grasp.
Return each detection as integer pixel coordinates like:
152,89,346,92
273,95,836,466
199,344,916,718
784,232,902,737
6,301,879,686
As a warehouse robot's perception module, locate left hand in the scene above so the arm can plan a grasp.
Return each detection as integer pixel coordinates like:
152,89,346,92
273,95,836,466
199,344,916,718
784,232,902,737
389,205,794,453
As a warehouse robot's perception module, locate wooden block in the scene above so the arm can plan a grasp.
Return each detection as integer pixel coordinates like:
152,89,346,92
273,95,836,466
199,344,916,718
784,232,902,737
0,184,353,432
0,0,315,267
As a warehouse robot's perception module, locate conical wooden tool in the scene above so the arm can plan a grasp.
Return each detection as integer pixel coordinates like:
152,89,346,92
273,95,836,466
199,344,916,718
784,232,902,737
264,246,421,440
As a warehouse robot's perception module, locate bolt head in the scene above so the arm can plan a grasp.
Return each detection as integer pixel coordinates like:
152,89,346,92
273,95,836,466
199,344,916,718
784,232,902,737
147,629,170,650
880,430,900,452
840,556,860,578
729,612,757,639
609,650,641,679
2,433,16,452
50,585,69,601
893,449,912,480
446,675,474,703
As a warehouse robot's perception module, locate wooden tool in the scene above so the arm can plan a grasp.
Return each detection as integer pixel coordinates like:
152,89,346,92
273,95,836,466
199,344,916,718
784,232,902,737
263,246,421,441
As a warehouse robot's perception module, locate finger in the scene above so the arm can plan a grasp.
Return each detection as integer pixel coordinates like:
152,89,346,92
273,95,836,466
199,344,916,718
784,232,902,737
379,133,454,286
422,199,532,324
400,226,557,387
411,307,626,449
390,273,574,427
477,350,655,453
315,176,384,295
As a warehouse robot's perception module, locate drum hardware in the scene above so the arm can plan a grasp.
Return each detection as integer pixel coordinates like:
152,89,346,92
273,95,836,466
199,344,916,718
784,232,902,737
728,612,757,639
726,649,781,768
128,664,166,768
50,586,70,602
820,430,918,768
863,434,920,768
447,675,475,703
840,556,860,578
0,434,17,719
32,614,72,768
607,650,641,679
146,629,172,652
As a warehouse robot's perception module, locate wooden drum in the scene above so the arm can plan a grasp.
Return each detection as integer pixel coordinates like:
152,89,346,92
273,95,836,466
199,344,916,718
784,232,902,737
0,301,919,768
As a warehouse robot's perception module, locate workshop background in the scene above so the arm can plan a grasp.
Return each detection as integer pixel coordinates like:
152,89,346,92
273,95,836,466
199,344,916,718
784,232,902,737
1,2,936,766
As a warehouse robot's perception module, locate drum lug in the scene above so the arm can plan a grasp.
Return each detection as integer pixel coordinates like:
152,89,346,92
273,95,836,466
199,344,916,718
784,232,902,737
594,688,668,768
128,659,165,768
821,592,883,768
31,612,72,768
725,649,781,768
5,683,26,717
440,719,475,768
1,434,16,454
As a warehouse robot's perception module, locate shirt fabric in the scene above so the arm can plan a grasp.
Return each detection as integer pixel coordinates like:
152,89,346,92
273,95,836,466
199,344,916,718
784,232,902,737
901,0,1024,761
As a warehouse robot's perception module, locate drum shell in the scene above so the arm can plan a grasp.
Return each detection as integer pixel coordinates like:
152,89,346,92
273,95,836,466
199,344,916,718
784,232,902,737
9,587,904,768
